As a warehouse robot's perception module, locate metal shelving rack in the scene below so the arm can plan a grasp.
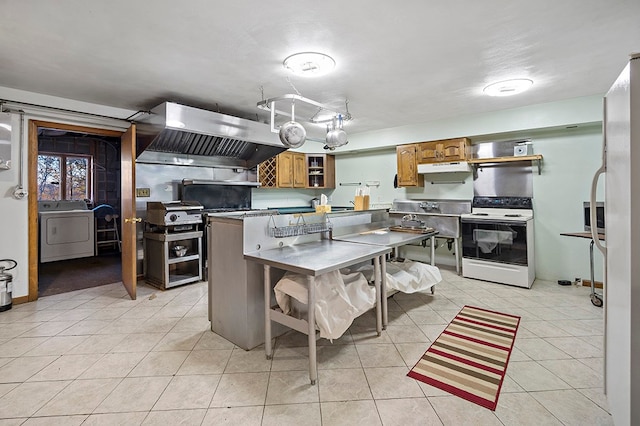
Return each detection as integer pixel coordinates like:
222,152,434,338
143,227,203,289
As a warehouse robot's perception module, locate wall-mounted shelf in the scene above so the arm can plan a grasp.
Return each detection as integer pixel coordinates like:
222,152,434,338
468,154,543,174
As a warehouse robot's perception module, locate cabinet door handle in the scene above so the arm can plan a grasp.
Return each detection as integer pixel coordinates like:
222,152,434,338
124,217,142,223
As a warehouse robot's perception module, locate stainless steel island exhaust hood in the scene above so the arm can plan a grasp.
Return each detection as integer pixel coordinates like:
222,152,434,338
135,102,287,169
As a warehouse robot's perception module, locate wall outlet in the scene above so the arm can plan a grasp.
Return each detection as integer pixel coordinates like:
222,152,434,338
136,187,151,197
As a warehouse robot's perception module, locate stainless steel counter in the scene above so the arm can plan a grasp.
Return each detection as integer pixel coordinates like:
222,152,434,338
332,228,439,324
333,228,438,250
244,239,390,276
245,239,390,385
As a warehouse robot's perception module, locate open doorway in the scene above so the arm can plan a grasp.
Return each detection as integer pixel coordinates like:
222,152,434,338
32,124,124,297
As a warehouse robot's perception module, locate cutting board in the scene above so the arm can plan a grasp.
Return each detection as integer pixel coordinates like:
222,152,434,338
389,225,435,234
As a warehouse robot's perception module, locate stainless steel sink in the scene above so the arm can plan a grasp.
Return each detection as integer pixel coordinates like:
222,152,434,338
389,199,471,274
389,199,471,238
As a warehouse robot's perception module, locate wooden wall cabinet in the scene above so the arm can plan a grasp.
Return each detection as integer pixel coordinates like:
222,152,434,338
280,152,306,188
259,152,335,189
418,137,471,164
276,152,295,187
307,154,335,189
259,151,306,188
293,153,308,187
396,144,423,187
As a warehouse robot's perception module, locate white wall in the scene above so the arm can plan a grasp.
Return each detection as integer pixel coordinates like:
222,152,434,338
0,113,29,298
332,149,473,207
345,95,602,152
531,128,604,282
0,86,133,298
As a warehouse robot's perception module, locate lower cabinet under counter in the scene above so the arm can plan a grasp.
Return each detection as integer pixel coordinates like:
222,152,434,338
207,216,288,350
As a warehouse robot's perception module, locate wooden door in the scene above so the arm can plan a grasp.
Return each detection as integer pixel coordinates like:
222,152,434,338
276,152,294,187
27,120,124,303
120,125,138,299
396,144,422,187
292,153,307,188
323,155,336,189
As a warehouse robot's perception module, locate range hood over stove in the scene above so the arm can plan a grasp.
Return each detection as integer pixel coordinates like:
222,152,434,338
417,162,471,174
136,102,288,169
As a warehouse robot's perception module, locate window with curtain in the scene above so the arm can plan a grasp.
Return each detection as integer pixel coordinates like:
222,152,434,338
37,153,92,201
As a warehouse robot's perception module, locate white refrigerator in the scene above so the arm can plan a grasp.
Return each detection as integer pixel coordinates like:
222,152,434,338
591,53,640,426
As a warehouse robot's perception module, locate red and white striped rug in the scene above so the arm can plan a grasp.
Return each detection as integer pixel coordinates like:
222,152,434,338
407,305,520,410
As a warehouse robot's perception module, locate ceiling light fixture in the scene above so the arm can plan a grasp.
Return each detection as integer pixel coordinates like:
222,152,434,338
283,52,335,77
483,79,533,97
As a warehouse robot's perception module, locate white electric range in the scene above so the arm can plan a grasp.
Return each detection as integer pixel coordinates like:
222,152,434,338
460,197,535,288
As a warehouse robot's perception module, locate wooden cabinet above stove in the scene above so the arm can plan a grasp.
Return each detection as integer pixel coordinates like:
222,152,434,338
396,137,470,187
417,137,471,164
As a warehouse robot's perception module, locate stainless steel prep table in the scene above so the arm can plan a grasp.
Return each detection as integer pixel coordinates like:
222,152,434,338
332,228,439,327
245,239,391,385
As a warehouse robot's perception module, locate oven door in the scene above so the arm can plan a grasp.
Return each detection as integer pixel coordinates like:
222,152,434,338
461,218,529,266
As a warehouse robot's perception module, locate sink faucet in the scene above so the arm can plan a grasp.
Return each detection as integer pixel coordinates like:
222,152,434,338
419,201,439,211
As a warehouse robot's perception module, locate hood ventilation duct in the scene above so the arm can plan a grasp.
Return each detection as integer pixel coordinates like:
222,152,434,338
136,102,288,169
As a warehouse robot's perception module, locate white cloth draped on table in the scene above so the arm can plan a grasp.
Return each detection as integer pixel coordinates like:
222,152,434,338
353,260,442,294
274,270,375,340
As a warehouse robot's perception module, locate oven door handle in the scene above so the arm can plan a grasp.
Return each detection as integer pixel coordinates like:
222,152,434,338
461,219,528,227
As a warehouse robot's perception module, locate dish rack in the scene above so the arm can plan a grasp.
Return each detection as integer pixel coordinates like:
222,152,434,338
269,214,332,238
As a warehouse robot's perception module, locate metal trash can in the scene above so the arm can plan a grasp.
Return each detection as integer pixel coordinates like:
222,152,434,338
0,259,17,312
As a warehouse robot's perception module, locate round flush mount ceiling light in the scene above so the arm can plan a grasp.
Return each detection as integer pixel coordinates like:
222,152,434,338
283,52,336,77
483,79,533,97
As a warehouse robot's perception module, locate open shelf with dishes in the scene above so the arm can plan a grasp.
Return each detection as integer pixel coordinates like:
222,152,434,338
307,154,335,188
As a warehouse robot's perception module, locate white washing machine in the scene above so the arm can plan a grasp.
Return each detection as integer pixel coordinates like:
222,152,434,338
39,201,95,263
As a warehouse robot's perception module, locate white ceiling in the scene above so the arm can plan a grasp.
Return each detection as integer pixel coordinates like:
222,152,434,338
1,0,639,135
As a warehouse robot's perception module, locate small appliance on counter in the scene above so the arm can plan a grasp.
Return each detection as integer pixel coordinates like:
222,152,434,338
145,201,204,230
315,194,331,213
583,201,605,234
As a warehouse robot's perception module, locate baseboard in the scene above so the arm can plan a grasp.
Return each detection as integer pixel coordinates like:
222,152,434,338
12,295,29,305
582,280,603,289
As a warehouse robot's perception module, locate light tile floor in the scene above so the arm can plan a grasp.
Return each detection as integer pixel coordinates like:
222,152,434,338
0,269,612,425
